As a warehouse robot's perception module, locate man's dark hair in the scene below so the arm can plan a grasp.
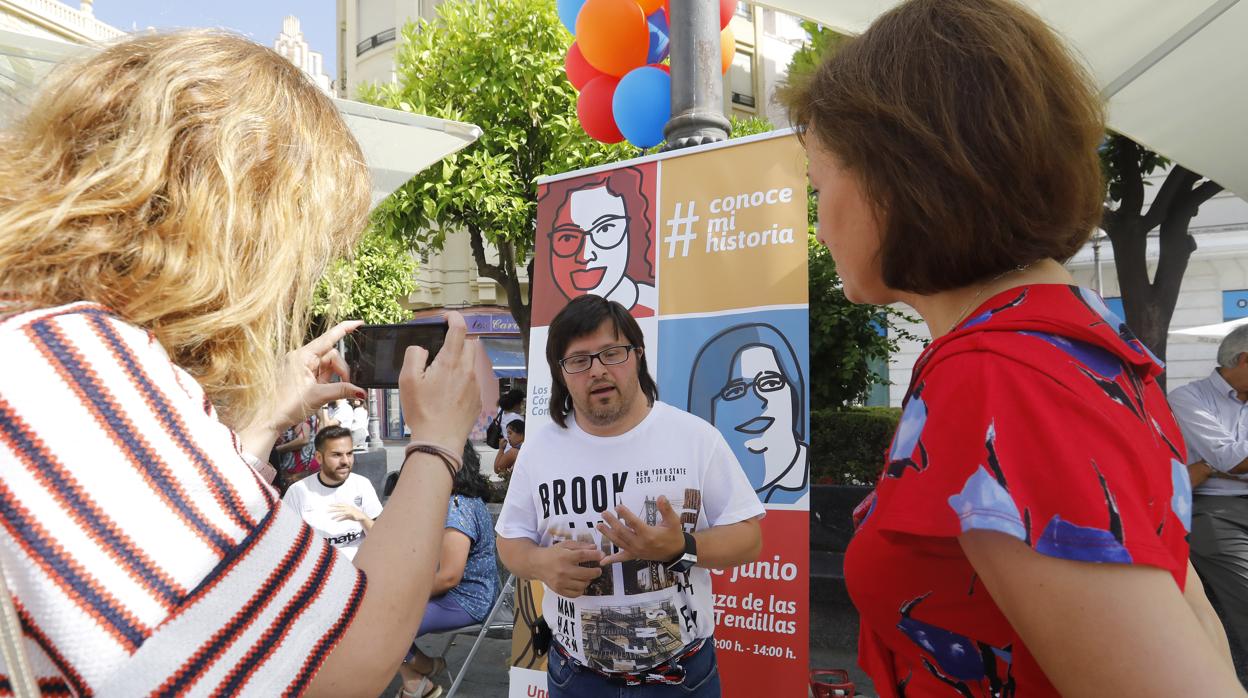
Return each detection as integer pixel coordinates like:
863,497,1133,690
506,419,525,436
546,295,657,428
452,442,491,500
314,425,353,452
498,389,525,411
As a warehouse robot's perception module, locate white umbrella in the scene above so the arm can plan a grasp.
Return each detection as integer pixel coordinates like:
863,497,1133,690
1170,317,1248,343
752,0,1248,200
0,29,480,207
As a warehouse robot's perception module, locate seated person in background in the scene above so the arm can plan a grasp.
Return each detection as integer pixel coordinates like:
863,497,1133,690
282,425,383,562
398,445,500,698
493,419,525,477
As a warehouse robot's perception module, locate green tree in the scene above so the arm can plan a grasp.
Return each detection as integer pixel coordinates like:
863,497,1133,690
788,20,850,82
1100,134,1223,371
361,0,632,350
313,229,418,325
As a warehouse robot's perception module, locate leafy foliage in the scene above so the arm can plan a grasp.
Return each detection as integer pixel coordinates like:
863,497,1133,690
313,229,417,325
1100,133,1170,205
810,406,900,485
809,236,915,407
787,21,850,83
359,0,633,337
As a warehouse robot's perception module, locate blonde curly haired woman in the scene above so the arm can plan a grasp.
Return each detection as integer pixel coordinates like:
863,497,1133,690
0,31,479,696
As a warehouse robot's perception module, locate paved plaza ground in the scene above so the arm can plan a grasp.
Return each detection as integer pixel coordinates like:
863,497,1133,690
378,633,875,697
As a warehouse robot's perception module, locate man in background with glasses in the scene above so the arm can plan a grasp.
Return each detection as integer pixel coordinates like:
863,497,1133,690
496,295,764,697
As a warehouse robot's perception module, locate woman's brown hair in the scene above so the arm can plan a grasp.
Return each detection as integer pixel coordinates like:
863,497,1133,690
781,0,1105,294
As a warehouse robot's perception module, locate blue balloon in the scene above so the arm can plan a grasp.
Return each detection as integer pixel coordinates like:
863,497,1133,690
612,66,671,149
646,9,670,64
557,0,587,34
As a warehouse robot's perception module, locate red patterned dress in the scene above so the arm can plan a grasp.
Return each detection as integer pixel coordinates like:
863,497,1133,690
845,285,1192,696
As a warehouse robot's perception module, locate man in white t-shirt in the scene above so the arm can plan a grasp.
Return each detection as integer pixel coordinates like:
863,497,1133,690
496,295,764,696
282,425,383,562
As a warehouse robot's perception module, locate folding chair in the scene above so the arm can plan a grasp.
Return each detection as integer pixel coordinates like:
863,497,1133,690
430,572,515,698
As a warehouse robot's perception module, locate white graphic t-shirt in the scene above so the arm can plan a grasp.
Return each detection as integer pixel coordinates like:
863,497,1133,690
496,401,765,672
282,472,383,561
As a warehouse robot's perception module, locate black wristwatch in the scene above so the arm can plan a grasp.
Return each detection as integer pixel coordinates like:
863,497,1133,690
665,532,697,574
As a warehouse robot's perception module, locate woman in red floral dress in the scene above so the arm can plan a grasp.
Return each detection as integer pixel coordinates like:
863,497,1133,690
782,0,1244,694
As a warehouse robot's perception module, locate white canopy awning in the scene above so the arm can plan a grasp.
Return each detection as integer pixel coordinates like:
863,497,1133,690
0,29,479,206
1170,317,1248,343
754,0,1248,200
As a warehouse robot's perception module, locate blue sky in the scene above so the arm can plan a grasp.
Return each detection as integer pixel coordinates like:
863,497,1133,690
92,1,338,80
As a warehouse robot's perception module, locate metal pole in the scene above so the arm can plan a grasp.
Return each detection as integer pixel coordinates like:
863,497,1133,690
663,0,731,150
1092,231,1104,293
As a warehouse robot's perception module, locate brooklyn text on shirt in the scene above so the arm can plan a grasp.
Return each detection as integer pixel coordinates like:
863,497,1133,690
535,467,691,520
663,187,798,259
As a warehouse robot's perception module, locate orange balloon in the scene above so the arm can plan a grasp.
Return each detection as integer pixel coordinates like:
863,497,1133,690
720,25,734,75
638,0,663,14
577,0,649,77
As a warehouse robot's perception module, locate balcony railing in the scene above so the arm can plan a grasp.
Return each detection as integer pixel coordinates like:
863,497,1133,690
356,27,396,57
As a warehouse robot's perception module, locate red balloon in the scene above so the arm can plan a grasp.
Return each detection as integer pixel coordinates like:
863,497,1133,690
650,62,670,74
565,43,603,91
577,75,623,143
576,0,649,77
663,0,732,29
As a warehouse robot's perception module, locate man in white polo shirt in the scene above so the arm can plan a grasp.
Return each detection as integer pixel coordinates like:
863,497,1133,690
282,425,383,562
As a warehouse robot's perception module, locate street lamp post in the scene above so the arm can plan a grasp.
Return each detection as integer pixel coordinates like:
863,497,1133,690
663,0,731,150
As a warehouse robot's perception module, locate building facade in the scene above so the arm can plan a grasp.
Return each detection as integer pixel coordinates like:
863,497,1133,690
0,0,120,43
724,1,805,127
882,176,1248,406
273,15,333,96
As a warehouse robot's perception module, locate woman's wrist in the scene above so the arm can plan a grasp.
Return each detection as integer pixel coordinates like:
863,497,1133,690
237,422,279,461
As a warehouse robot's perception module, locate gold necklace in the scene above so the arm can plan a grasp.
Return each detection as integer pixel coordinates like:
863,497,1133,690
946,264,1029,335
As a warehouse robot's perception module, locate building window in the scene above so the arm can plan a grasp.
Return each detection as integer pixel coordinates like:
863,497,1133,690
735,1,751,18
1223,290,1248,321
729,50,755,109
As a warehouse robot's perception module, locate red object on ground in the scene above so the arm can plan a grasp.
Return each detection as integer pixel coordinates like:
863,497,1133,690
810,669,855,697
576,75,623,143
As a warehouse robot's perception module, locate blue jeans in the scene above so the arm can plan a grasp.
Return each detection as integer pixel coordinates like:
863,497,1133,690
547,639,721,698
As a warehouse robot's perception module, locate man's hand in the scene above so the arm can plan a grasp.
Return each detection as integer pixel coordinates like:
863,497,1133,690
538,541,605,598
330,503,371,525
597,496,684,566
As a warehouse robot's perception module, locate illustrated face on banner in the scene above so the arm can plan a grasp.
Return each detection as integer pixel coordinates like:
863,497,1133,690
551,186,630,299
543,166,657,318
716,345,796,460
688,323,808,504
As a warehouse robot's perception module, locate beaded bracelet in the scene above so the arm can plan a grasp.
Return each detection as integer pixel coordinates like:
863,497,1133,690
403,441,463,479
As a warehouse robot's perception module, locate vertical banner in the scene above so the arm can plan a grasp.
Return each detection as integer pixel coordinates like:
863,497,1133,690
513,132,809,697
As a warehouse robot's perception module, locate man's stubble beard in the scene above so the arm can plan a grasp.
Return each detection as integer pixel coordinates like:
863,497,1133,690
575,380,637,428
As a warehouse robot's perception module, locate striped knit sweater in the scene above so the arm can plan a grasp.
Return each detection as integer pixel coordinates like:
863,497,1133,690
0,303,365,696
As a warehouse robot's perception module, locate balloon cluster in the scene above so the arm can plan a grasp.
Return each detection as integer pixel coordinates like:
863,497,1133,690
560,0,735,148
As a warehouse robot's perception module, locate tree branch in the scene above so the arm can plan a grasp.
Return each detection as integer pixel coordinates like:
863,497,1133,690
467,221,505,282
1113,138,1146,220
1177,179,1224,215
1142,166,1198,232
